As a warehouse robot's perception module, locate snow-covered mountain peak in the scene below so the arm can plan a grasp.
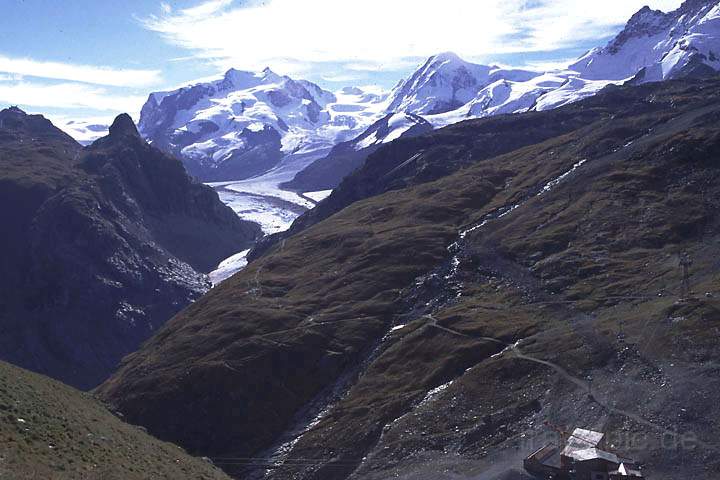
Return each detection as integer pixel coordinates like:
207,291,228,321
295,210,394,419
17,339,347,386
220,67,281,90
385,52,539,115
137,66,389,181
133,2,720,188
425,51,469,68
606,6,673,54
571,0,720,81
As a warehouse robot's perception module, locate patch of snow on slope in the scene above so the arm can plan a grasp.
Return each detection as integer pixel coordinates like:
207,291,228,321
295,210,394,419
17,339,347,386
382,112,419,143
303,190,333,202
534,76,617,111
209,249,250,286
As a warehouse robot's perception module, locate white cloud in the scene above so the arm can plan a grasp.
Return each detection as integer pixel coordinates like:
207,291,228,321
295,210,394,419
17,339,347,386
141,0,684,74
0,81,146,113
0,55,162,88
0,73,23,82
321,72,366,83
512,58,582,72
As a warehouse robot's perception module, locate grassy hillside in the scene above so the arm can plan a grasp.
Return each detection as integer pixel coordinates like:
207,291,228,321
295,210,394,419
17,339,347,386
99,78,720,480
0,361,230,480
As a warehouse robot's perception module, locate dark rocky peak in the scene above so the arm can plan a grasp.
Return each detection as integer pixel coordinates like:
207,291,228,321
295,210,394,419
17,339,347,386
108,113,140,139
0,106,27,129
0,107,79,146
5,105,25,114
0,105,29,123
626,5,669,30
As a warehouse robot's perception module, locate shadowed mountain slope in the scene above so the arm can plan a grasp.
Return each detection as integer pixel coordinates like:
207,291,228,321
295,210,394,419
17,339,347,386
0,108,260,389
99,78,720,480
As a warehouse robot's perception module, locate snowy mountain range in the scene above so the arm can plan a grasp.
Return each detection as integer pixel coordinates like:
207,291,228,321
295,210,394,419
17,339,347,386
572,0,720,82
134,0,720,186
138,68,386,181
384,52,539,115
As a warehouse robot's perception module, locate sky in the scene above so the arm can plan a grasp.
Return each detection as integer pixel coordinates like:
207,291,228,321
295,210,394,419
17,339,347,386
0,0,685,126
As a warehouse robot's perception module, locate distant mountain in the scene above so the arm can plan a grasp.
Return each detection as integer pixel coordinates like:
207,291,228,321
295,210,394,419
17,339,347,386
0,107,260,388
54,2,719,193
385,51,540,115
389,0,720,123
283,112,432,192
138,68,387,181
571,0,720,82
283,0,720,196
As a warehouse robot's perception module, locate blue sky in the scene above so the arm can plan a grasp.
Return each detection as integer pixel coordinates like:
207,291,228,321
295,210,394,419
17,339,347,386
0,0,684,125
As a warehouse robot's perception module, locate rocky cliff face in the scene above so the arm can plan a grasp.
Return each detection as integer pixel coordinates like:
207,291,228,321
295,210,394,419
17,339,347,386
99,77,720,480
0,108,260,389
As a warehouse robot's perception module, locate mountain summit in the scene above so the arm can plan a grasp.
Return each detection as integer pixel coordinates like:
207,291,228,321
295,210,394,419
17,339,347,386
107,113,140,138
385,52,539,115
137,68,386,181
571,0,720,81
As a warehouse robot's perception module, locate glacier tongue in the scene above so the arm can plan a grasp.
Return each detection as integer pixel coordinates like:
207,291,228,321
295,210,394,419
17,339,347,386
206,149,331,285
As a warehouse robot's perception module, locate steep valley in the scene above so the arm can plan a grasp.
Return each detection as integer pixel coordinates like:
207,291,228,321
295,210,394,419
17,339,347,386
98,77,720,479
4,2,720,479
